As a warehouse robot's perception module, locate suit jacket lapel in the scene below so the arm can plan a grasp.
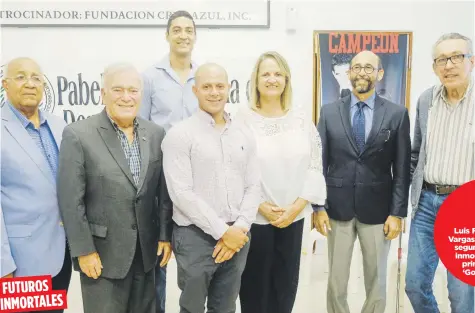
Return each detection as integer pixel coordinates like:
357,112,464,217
97,110,136,188
2,106,54,185
45,112,64,150
363,96,387,152
136,125,149,194
338,96,358,153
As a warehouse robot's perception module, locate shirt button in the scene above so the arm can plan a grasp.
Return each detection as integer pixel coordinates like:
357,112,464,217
131,224,137,230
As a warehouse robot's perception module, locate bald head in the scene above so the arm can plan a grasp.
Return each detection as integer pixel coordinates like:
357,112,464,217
192,63,230,117
2,57,44,112
351,50,382,69
195,63,229,85
5,57,42,77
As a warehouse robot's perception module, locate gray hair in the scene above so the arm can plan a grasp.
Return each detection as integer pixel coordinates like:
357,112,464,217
432,33,473,59
102,62,142,88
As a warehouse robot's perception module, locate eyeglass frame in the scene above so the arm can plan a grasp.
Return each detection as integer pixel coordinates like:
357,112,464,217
350,64,380,75
433,53,473,67
3,74,44,86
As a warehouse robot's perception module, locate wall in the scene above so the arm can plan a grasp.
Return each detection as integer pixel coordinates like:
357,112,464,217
2,1,473,123
1,1,474,311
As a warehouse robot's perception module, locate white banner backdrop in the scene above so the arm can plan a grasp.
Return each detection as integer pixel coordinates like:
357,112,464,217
0,56,256,124
0,0,270,27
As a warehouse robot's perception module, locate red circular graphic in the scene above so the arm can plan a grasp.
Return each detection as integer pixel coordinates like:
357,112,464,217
434,181,475,286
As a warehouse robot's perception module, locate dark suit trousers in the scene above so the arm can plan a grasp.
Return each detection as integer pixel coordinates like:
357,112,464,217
172,224,250,313
30,240,72,313
239,219,304,313
80,238,155,313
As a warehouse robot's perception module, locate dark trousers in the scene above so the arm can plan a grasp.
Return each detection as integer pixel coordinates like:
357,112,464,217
80,240,156,313
30,241,72,313
172,224,250,313
155,257,166,313
239,219,304,313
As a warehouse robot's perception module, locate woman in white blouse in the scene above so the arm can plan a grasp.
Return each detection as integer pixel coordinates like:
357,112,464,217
237,51,327,313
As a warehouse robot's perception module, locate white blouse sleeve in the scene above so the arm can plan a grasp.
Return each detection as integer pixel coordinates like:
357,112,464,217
300,120,327,205
233,106,267,205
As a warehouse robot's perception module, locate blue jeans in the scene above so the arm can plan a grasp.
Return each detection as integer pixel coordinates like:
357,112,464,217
405,189,474,313
155,254,166,313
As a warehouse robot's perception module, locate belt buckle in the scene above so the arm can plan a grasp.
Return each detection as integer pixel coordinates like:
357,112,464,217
435,185,441,195
436,185,455,195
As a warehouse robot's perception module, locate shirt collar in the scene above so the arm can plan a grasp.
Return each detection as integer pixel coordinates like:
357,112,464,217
155,53,198,78
439,76,473,105
106,112,139,133
350,92,376,110
196,108,231,126
8,101,47,128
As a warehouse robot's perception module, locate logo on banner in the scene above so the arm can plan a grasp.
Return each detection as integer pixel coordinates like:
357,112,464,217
0,65,56,113
0,275,67,312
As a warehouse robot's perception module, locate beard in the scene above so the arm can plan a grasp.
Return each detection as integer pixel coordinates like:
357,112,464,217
351,77,374,93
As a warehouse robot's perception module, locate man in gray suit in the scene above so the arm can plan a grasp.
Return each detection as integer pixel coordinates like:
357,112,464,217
57,63,173,313
405,32,474,313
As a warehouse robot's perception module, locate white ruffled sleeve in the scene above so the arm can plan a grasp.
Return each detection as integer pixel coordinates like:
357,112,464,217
300,120,327,205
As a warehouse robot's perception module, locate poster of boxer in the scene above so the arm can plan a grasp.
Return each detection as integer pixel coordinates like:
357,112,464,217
313,31,413,122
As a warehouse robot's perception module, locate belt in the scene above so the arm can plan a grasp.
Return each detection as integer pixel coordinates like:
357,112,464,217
423,181,459,195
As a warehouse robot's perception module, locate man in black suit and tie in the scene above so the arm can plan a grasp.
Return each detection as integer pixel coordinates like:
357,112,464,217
313,50,411,313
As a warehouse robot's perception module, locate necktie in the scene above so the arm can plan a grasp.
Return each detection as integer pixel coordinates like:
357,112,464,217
352,101,366,152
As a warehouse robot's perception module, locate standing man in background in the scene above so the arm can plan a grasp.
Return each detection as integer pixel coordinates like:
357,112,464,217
405,32,474,313
140,11,198,312
140,10,198,132
314,50,411,313
1,57,71,313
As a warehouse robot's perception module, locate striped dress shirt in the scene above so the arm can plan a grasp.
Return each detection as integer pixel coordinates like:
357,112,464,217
424,78,474,185
161,109,262,240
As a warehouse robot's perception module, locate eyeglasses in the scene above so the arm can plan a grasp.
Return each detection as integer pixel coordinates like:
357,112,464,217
5,74,44,86
434,54,472,67
351,64,378,74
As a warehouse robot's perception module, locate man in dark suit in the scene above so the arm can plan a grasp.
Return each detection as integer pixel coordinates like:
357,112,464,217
313,50,411,313
57,63,173,313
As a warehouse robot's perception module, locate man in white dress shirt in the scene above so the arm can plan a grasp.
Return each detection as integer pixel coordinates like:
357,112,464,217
161,63,262,313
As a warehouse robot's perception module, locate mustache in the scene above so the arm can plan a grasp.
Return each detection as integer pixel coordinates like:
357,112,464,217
351,77,373,93
351,77,370,85
353,75,371,81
